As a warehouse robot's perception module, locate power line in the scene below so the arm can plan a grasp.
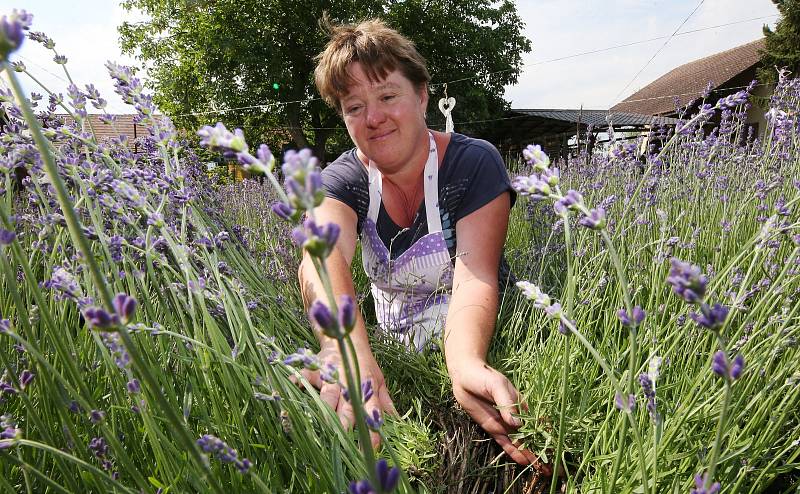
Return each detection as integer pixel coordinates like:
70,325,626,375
17,55,70,84
610,0,705,106
526,15,776,67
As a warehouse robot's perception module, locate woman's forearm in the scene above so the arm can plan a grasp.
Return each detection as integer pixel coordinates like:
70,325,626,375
298,249,373,356
442,276,499,378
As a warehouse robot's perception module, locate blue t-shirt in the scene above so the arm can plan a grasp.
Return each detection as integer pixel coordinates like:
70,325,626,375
321,133,516,289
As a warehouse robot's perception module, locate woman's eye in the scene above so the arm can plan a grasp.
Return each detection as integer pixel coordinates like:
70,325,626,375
382,95,396,102
346,105,363,115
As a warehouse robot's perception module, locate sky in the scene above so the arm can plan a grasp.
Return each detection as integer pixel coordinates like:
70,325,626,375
3,0,780,115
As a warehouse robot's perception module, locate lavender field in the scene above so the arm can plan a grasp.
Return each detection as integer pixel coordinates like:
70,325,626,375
1,10,799,494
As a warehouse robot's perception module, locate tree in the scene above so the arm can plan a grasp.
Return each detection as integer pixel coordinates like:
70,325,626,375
118,0,531,163
758,0,800,84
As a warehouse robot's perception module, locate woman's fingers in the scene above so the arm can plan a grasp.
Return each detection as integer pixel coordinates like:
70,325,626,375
492,432,531,465
377,385,398,416
336,397,356,430
319,382,341,410
489,376,522,428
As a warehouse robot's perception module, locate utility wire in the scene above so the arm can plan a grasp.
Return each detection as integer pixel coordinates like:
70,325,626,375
610,0,705,106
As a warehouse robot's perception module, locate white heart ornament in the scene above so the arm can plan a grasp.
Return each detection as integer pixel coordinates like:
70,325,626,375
438,97,456,114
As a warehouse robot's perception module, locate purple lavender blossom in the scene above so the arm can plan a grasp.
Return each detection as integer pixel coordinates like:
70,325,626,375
0,422,21,449
83,307,119,329
0,319,9,334
348,480,375,494
690,303,728,331
578,207,606,230
89,437,108,458
667,258,708,303
349,459,400,494
553,189,584,216
271,201,296,221
126,379,141,394
282,348,319,370
522,144,550,170
638,374,657,422
614,392,636,412
338,295,356,333
716,90,748,110
365,409,384,431
691,473,721,494
711,351,745,381
18,370,34,389
0,228,16,245
89,409,106,424
196,434,251,473
618,306,646,327
320,363,338,384
27,31,54,49
309,300,339,338
711,351,729,377
544,302,562,319
292,219,340,259
375,459,400,492
516,281,551,308
361,379,373,402
730,354,745,380
0,11,27,61
512,175,552,200
112,293,137,324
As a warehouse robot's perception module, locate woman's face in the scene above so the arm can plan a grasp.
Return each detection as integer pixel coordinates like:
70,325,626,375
340,61,429,173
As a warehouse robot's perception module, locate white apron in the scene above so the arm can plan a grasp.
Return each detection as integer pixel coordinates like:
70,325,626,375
360,132,454,351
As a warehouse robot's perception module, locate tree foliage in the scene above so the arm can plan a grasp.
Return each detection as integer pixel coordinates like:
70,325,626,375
118,0,531,162
759,0,800,83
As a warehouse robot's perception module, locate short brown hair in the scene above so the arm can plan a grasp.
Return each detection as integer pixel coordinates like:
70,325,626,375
314,18,430,111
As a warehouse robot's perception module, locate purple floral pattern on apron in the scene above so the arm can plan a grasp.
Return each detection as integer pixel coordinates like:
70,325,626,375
361,132,453,351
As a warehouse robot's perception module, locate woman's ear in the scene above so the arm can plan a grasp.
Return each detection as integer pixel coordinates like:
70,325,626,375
418,83,429,115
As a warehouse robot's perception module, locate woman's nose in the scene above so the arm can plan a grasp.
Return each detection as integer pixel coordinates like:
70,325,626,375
365,105,386,127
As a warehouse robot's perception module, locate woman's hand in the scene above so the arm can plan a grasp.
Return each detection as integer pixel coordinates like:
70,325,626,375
449,358,551,473
297,341,397,449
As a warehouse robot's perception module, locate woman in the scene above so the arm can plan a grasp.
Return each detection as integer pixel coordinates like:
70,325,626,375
299,18,547,471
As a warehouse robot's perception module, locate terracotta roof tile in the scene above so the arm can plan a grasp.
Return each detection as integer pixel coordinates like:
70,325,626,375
611,38,764,116
57,114,142,144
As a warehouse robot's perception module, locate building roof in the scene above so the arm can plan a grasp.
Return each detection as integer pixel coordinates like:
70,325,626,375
510,109,679,128
611,38,765,116
58,114,141,143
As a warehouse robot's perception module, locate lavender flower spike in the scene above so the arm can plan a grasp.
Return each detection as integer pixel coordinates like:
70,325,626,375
338,295,357,334
0,11,27,62
292,219,340,259
112,293,137,324
522,144,550,171
197,122,248,155
618,306,646,327
691,472,721,494
666,258,707,303
375,458,400,492
730,354,745,380
309,300,340,338
712,351,745,381
690,303,728,331
0,228,16,245
516,281,551,309
84,307,120,330
578,207,606,230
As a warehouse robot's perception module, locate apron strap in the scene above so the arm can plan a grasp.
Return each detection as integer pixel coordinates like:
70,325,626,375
423,132,442,233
